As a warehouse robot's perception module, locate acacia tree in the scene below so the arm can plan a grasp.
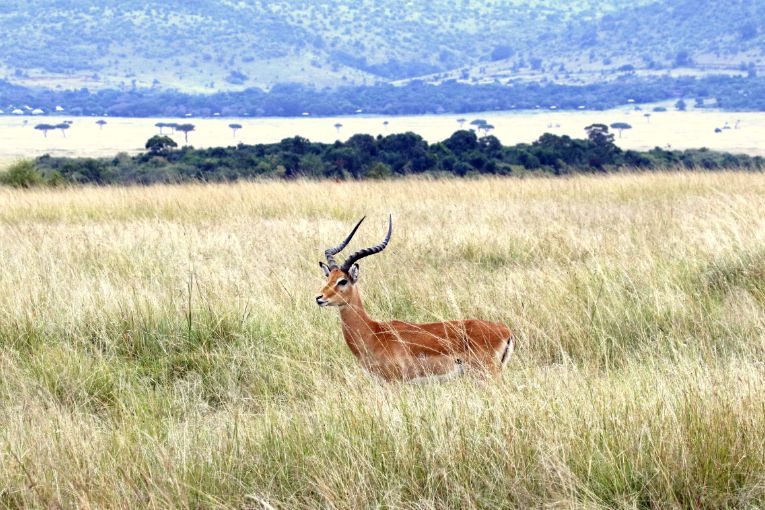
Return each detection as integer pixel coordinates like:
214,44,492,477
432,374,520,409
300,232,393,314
457,118,466,129
96,119,107,130
229,123,242,137
34,124,55,137
175,123,195,144
479,123,495,136
334,122,343,135
55,123,70,137
155,122,167,134
610,122,632,138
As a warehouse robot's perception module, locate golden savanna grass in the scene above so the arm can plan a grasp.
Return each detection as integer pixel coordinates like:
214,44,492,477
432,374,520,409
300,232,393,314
1,173,765,508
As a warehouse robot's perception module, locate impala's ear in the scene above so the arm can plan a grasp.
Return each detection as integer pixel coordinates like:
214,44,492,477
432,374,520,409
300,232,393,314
319,262,331,278
348,263,360,283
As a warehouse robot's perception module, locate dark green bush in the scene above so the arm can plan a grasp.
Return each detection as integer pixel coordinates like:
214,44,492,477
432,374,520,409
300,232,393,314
0,160,43,188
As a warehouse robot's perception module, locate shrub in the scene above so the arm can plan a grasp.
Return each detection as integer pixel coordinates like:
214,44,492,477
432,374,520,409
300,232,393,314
0,160,43,188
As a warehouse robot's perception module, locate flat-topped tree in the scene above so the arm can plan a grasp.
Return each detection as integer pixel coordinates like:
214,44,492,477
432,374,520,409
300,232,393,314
34,124,55,137
457,118,466,128
55,123,70,137
155,122,167,134
175,123,195,144
334,123,343,135
610,122,632,138
96,119,107,130
228,123,242,137
479,123,495,136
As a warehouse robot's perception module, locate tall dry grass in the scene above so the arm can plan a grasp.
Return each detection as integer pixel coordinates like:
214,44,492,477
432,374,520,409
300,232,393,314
1,173,764,508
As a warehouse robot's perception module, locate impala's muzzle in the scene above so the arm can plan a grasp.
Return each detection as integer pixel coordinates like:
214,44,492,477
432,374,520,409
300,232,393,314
315,295,329,307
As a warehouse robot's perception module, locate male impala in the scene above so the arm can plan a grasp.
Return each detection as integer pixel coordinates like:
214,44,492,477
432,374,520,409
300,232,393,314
316,216,515,382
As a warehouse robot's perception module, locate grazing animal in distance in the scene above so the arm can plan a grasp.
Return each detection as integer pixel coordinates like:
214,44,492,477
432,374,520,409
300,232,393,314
316,216,515,382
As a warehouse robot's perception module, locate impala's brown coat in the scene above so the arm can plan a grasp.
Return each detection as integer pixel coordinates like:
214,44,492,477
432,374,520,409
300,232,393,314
318,266,514,382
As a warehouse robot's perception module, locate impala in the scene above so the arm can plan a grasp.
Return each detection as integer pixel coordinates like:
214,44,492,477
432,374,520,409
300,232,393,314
316,216,515,382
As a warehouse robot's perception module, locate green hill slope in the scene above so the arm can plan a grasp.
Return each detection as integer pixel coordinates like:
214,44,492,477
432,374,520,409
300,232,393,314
0,0,763,92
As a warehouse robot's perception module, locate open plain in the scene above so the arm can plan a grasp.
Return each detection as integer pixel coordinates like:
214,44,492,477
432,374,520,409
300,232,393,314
1,173,764,508
0,109,763,166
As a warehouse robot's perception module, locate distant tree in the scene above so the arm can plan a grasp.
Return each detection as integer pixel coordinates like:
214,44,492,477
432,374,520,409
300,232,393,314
96,119,107,130
740,22,758,41
470,119,488,128
229,123,242,137
643,113,652,123
457,118,466,128
334,122,343,135
585,124,614,145
490,45,513,61
55,123,70,137
145,135,177,154
175,123,195,144
479,123,495,136
610,122,632,138
443,130,478,155
584,124,619,170
675,99,687,111
34,124,55,138
155,122,167,134
225,70,248,85
674,50,692,68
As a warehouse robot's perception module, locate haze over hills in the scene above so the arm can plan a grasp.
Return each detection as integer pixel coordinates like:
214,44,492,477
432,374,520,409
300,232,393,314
2,0,763,94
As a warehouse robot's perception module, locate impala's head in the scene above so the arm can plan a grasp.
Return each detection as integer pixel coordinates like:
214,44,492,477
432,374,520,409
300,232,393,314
315,215,392,307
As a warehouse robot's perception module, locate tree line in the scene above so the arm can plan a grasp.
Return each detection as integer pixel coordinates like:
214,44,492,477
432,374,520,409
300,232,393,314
3,74,765,118
2,126,761,188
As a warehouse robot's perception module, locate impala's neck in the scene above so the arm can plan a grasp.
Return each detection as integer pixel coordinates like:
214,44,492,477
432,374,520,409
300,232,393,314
338,288,377,358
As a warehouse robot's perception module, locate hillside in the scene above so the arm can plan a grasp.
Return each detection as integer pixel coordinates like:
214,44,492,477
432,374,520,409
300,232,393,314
408,0,765,86
0,0,730,93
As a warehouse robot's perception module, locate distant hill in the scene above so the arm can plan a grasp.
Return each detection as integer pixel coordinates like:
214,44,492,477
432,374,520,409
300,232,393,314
0,0,763,93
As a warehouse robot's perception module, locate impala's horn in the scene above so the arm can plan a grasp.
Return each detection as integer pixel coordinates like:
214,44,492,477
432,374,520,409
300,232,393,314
325,216,365,270
340,215,393,274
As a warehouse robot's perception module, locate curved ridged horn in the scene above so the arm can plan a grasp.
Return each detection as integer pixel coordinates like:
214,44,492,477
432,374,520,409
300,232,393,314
325,216,365,269
340,215,392,273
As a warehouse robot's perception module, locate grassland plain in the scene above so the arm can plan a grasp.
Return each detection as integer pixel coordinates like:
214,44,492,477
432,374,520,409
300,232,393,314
0,173,764,508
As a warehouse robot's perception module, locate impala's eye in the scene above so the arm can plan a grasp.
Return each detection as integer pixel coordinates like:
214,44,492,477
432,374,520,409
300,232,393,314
337,279,349,287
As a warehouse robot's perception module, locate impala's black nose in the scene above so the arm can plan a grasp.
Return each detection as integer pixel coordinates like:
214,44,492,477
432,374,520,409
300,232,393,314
316,295,327,306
